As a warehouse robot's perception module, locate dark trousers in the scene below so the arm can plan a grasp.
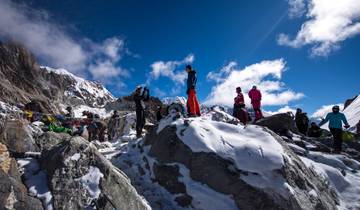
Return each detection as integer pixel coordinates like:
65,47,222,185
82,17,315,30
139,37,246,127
136,109,145,136
330,128,343,152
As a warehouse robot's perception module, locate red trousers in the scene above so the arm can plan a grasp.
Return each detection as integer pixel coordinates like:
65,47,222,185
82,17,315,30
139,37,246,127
251,100,263,120
187,89,201,116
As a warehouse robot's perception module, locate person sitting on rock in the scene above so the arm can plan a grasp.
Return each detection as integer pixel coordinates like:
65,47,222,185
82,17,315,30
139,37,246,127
295,108,309,135
319,105,350,153
233,87,248,124
307,122,322,138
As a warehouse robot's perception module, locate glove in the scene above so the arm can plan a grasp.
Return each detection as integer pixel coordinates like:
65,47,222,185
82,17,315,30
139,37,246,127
344,125,350,129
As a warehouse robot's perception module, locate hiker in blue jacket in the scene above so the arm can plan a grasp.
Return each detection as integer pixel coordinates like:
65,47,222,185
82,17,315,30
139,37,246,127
318,105,350,153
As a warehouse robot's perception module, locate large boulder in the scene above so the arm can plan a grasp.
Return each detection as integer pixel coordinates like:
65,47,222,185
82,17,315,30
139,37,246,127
40,136,150,210
1,119,39,153
255,113,298,134
35,131,71,151
144,115,339,210
0,143,43,210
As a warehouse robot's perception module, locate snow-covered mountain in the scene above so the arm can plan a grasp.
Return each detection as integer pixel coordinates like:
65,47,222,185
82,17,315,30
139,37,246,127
162,96,187,106
41,66,115,108
343,94,360,131
0,42,115,113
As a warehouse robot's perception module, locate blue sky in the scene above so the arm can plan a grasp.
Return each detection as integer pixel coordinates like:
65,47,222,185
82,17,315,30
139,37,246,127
0,0,359,115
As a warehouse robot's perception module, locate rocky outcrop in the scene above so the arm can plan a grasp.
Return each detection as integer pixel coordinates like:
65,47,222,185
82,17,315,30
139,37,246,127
1,119,39,153
0,143,43,210
40,136,150,210
0,42,114,113
35,131,71,151
144,123,339,210
255,113,298,134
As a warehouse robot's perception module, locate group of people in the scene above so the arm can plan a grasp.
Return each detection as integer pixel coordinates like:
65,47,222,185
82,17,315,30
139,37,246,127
294,105,353,153
233,85,264,124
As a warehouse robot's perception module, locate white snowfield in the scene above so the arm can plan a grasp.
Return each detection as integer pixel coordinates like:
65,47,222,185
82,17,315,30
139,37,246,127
343,94,360,131
41,66,115,105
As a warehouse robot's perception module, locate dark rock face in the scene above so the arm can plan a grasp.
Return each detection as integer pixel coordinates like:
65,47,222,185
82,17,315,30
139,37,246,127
40,137,150,210
0,143,43,210
256,113,298,134
0,42,114,113
1,119,39,153
145,125,339,210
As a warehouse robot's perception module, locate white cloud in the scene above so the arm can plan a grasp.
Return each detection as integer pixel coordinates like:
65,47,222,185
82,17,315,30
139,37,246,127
278,0,360,56
311,103,344,119
288,0,306,18
266,106,297,115
204,59,304,107
148,54,195,85
0,0,130,84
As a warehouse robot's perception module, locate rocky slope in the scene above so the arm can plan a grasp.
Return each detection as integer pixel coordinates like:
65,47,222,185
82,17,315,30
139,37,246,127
0,42,114,114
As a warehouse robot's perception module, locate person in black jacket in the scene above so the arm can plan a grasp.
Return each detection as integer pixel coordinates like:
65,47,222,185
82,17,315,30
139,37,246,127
186,65,201,117
133,86,149,138
295,108,309,135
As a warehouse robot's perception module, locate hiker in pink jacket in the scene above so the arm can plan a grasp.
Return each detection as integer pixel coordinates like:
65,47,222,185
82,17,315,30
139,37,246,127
248,85,263,121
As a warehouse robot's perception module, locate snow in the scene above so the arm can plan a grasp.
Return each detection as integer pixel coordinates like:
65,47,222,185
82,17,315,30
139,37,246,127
343,94,360,131
75,166,104,199
41,66,115,106
158,116,285,173
162,96,187,106
72,104,111,119
17,158,53,210
300,156,360,210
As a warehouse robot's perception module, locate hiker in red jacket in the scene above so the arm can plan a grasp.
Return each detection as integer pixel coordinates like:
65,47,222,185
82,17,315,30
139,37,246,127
186,65,201,117
248,85,263,121
233,87,248,124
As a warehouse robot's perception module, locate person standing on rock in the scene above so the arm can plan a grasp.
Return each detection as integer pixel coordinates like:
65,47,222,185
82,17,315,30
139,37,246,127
295,108,309,135
186,65,201,117
233,87,248,124
133,86,150,138
318,105,350,153
248,85,263,121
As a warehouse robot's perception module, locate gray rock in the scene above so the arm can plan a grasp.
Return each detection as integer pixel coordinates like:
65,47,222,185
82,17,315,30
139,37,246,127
40,136,151,210
1,119,39,153
145,124,339,210
0,143,43,210
35,131,71,151
256,113,298,134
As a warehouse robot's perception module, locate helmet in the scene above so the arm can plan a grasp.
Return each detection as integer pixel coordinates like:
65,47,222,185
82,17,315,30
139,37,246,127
332,105,340,113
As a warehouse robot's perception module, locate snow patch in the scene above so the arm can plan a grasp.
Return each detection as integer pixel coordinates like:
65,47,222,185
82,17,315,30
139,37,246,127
17,158,53,210
75,166,104,199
